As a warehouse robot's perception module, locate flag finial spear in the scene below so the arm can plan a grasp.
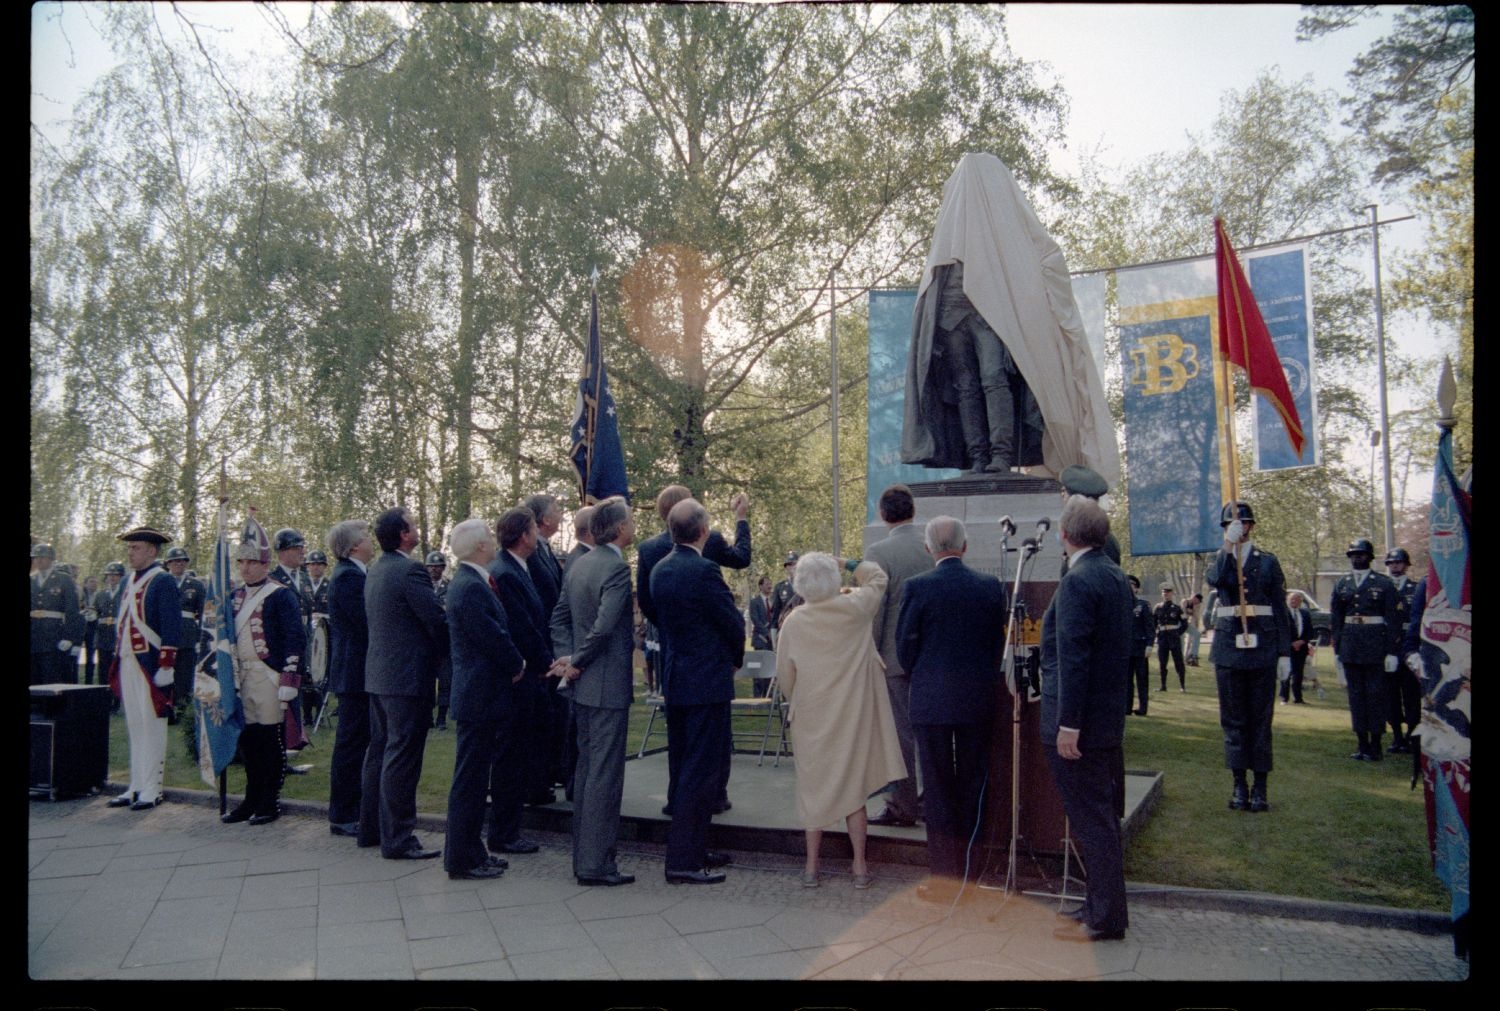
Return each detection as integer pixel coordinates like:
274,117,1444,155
590,264,599,288
1437,356,1457,430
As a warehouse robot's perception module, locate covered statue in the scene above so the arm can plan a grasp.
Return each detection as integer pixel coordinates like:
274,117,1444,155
901,152,1119,484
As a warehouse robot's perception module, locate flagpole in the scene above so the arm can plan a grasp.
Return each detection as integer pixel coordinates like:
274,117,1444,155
1215,219,1253,642
583,267,600,504
217,459,231,815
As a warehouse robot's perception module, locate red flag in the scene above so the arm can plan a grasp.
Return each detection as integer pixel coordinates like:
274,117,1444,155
1215,218,1305,459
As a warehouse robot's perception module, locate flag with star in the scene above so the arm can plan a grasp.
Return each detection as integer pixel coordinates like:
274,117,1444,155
570,269,630,504
194,487,244,788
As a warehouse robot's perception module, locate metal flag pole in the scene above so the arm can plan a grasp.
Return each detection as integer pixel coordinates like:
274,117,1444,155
998,528,1042,896
1368,204,1396,554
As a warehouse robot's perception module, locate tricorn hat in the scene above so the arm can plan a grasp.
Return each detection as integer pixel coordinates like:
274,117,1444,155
117,526,172,545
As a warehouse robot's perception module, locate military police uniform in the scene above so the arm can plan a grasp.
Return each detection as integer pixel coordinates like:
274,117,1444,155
1153,591,1187,691
1330,539,1401,761
93,564,126,694
30,544,86,685
1383,548,1421,753
769,552,801,634
1127,580,1154,715
165,548,208,710
1205,501,1291,812
301,551,332,723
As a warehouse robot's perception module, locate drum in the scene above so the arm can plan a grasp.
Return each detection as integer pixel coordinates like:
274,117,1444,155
308,615,330,692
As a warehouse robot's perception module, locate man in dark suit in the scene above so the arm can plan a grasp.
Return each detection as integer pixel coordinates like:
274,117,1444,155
523,493,569,794
442,519,525,881
1281,590,1313,705
550,497,638,887
563,505,596,571
651,498,745,885
637,483,751,815
896,516,1007,901
488,506,553,851
747,575,774,697
325,520,373,837
1127,575,1154,716
359,506,447,861
1041,496,1134,942
865,483,934,827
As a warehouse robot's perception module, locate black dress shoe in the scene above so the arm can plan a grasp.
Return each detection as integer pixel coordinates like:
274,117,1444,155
711,799,733,814
329,822,359,837
484,853,509,870
389,840,441,860
666,868,727,885
868,809,916,827
703,850,731,868
248,809,280,826
106,794,135,808
1053,922,1125,942
491,837,540,854
577,872,635,886
130,797,162,811
284,764,312,776
1228,783,1249,811
1248,791,1269,814
1055,905,1087,922
526,791,557,807
449,862,504,881
1349,750,1369,760
222,806,253,824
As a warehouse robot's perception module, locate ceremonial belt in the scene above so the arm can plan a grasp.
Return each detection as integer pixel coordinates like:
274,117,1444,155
98,617,117,626
1157,623,1181,631
1343,616,1385,625
1216,605,1273,618
181,610,201,619
311,612,329,620
30,609,65,619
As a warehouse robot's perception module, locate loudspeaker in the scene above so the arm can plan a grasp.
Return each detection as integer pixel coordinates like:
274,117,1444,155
30,683,111,799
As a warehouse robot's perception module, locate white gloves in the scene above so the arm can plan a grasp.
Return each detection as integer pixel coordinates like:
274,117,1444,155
58,639,72,652
277,685,299,703
1406,653,1422,674
1223,520,1245,545
153,667,174,687
1384,655,1398,673
1277,657,1291,681
1335,660,1347,686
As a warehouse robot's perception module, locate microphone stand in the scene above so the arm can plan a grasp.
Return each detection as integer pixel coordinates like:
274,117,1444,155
998,535,1043,896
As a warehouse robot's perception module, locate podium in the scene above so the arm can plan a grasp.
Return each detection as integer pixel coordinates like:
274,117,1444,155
30,683,111,799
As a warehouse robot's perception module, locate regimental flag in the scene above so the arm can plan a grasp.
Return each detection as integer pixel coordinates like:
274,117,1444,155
1416,419,1470,953
194,498,244,786
1215,218,1305,459
569,272,630,504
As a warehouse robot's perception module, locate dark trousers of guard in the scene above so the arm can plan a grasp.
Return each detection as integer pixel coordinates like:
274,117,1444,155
1344,662,1387,759
1127,655,1150,715
1280,645,1309,703
1157,636,1185,689
1215,666,1275,772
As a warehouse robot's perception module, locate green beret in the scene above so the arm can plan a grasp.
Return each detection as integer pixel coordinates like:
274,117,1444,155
1059,465,1108,499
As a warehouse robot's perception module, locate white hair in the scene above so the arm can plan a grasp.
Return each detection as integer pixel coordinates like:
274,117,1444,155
327,520,368,561
449,518,493,561
791,552,841,603
924,515,966,554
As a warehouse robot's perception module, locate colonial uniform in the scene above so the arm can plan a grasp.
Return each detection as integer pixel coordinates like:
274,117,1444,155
1153,593,1187,691
106,529,182,810
224,560,306,825
30,545,85,685
1330,539,1401,761
1127,587,1154,715
1205,502,1290,811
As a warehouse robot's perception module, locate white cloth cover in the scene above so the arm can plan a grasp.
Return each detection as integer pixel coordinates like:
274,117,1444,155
905,152,1119,483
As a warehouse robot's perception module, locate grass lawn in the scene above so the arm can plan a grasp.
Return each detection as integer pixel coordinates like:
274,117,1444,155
103,649,1447,911
1121,645,1448,911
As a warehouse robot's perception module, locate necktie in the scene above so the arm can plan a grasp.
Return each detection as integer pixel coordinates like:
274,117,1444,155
489,574,501,595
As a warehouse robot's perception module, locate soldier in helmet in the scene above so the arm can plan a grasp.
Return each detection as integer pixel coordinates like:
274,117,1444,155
426,550,453,730
93,562,127,704
164,547,207,714
1205,501,1291,813
1383,547,1421,754
1331,539,1401,761
31,543,86,685
269,528,314,759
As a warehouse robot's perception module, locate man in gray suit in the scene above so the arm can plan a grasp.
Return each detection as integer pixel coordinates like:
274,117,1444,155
549,496,637,887
864,483,933,827
359,507,448,861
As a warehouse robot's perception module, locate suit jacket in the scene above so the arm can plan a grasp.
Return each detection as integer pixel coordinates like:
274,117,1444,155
363,550,448,697
896,557,1007,725
864,522,934,676
327,559,368,695
1287,604,1313,653
550,544,635,710
490,550,552,692
636,519,751,625
1040,548,1132,749
446,563,524,724
650,545,746,706
527,539,564,619
563,542,591,572
748,593,774,650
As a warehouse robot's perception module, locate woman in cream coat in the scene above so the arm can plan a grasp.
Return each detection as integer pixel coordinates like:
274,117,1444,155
776,553,908,887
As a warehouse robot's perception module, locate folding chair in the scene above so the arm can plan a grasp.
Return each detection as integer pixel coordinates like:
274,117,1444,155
730,649,790,766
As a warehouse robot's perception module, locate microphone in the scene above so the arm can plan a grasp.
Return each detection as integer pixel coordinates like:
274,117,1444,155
1021,536,1041,553
997,515,1016,537
1034,517,1052,538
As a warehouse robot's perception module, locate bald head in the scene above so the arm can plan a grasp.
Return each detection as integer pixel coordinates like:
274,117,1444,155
667,498,709,547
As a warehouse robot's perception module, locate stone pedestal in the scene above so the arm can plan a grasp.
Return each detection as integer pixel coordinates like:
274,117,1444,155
862,474,1071,857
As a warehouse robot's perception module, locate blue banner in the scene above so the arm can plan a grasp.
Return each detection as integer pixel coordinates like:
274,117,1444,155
195,502,244,785
570,282,630,504
866,291,957,522
1119,306,1223,556
1247,248,1319,470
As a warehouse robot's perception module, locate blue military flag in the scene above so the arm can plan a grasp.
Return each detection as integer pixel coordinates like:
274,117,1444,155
194,498,245,786
570,270,630,503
